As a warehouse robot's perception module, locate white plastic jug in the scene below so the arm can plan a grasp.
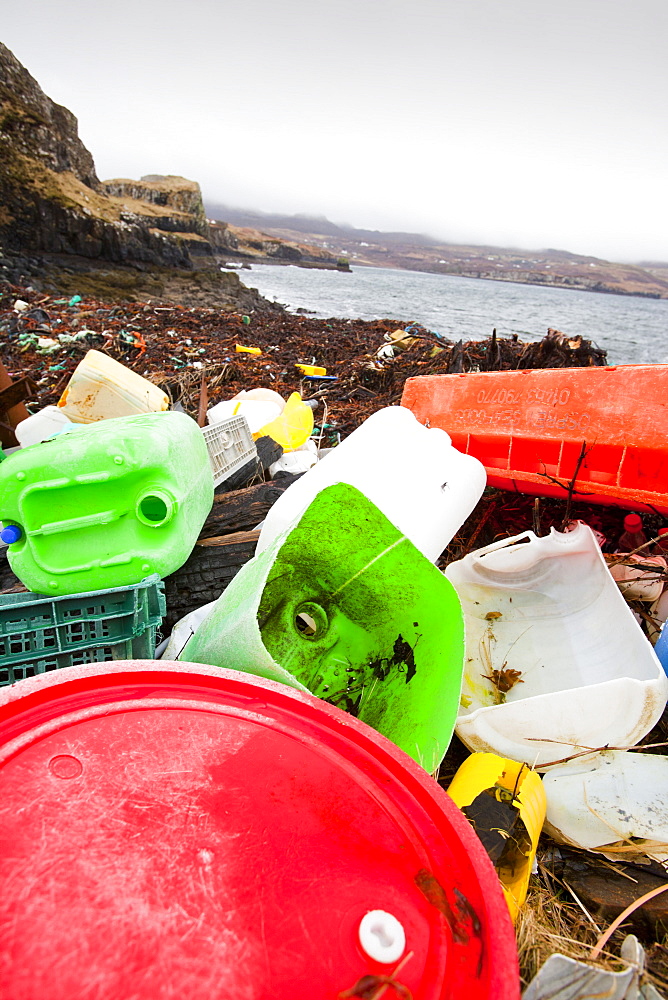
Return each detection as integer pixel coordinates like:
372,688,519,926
268,440,318,477
231,388,286,411
445,522,668,768
15,405,72,447
58,350,169,423
543,750,668,863
257,405,487,563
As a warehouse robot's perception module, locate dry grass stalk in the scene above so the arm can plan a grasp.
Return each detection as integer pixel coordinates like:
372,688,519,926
518,877,623,985
517,866,668,994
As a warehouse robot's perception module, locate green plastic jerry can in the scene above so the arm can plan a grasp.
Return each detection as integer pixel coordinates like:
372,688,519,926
0,411,214,596
182,482,465,772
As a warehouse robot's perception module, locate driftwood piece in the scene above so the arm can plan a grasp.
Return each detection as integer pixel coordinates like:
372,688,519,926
197,372,208,427
195,529,261,554
0,376,37,413
0,549,23,593
214,457,264,494
162,529,260,633
199,476,300,538
0,361,35,448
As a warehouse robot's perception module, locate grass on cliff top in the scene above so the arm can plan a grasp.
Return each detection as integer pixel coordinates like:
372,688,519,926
2,152,118,221
103,175,201,194
2,153,198,229
147,228,209,242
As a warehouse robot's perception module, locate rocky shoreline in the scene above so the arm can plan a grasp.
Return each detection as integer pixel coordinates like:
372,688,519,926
0,249,282,312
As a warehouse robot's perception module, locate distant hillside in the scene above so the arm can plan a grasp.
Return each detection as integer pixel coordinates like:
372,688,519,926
206,203,440,247
213,221,349,271
206,203,668,300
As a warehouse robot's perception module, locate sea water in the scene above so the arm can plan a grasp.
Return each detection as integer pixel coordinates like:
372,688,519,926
243,263,668,365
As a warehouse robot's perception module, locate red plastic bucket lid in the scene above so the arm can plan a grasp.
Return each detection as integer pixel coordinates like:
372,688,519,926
0,662,519,999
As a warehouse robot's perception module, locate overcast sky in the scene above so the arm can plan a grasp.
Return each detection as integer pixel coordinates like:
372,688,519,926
3,0,667,262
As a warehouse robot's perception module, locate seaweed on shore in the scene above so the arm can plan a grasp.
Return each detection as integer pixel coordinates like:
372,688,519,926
0,281,606,443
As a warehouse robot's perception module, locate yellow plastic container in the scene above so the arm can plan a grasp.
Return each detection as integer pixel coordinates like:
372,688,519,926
447,753,546,921
295,364,326,377
58,350,169,424
256,392,314,451
235,344,262,356
388,329,418,349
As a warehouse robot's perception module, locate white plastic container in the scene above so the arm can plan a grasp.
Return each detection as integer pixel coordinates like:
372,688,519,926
58,350,169,423
15,406,73,447
269,440,319,477
162,601,218,660
207,398,282,435
445,522,668,768
257,405,487,563
231,388,286,411
543,750,668,863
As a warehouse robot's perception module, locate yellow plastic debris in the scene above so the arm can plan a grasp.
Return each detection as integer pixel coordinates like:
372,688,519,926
295,364,327,377
388,329,418,350
58,349,170,423
235,344,262,356
447,752,546,921
256,392,314,451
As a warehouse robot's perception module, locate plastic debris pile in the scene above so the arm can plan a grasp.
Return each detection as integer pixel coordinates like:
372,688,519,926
0,281,667,999
0,284,609,446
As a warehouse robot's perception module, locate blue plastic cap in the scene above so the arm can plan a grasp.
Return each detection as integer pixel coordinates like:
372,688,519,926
1,524,22,544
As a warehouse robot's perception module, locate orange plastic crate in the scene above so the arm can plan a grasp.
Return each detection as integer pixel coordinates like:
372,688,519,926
401,364,668,513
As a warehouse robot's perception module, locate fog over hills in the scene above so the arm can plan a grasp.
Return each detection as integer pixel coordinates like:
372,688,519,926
206,204,443,248
206,203,668,300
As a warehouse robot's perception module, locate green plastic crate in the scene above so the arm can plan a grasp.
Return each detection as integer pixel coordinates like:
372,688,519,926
0,575,165,685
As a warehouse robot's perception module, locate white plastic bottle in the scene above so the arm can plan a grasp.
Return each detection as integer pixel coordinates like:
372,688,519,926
15,406,73,447
256,405,487,563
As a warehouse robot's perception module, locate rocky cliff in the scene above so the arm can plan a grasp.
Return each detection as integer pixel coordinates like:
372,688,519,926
102,176,210,237
0,41,201,268
0,43,340,285
0,42,283,309
0,44,98,189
